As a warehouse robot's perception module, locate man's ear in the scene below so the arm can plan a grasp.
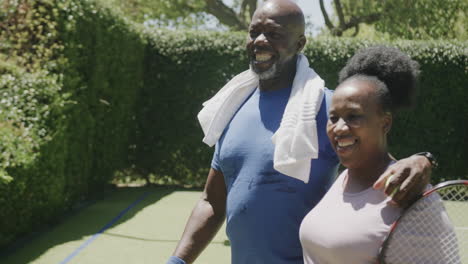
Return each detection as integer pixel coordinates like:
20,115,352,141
297,35,306,52
383,113,393,134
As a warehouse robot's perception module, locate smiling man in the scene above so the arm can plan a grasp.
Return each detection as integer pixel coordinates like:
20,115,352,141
166,1,434,264
247,0,305,84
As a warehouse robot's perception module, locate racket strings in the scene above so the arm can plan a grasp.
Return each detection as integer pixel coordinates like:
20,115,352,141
440,185,468,264
382,184,467,264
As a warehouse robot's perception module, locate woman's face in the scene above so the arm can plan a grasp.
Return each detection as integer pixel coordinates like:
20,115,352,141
327,79,392,169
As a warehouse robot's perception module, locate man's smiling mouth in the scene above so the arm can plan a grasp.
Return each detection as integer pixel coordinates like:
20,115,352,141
255,53,273,62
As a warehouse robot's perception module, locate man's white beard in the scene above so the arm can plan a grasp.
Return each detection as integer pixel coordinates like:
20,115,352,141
251,63,278,80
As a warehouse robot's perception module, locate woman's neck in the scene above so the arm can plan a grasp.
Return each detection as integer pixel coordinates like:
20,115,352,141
345,153,394,193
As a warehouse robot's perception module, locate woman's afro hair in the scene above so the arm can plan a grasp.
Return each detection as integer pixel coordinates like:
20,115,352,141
338,46,420,111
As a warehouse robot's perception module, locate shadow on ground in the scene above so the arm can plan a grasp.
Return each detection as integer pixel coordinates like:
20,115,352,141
0,185,201,264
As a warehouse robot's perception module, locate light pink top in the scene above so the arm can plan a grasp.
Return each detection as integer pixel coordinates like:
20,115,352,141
299,170,402,264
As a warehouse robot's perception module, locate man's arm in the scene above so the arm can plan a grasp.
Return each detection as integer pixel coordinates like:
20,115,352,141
374,154,433,208
169,168,227,264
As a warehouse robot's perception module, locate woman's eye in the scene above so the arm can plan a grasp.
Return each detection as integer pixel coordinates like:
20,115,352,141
329,116,338,123
347,114,363,125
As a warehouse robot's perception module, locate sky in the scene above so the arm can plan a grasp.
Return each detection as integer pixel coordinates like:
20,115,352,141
222,0,334,36
294,0,333,35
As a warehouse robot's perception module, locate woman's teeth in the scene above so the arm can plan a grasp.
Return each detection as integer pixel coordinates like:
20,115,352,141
338,141,355,147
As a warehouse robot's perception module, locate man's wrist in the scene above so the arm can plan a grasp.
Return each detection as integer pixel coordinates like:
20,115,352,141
414,152,438,169
167,256,187,264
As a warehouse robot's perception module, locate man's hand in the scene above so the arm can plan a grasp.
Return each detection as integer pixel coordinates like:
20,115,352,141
374,155,432,208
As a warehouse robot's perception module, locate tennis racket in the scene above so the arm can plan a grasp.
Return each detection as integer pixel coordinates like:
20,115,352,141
378,180,468,264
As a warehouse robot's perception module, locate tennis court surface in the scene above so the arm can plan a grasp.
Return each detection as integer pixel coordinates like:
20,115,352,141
0,186,230,264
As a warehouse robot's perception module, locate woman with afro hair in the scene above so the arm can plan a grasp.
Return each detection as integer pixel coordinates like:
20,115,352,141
298,46,433,263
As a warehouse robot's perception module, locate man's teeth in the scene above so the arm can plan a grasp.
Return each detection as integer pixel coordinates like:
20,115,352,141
256,54,272,62
338,141,355,147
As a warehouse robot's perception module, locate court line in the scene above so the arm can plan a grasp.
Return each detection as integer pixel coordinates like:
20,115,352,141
59,191,151,264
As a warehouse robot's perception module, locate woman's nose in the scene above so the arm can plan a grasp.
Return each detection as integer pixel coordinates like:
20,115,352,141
334,118,349,134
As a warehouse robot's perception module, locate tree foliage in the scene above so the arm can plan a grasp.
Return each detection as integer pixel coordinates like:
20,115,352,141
101,0,260,30
0,0,70,184
104,0,466,40
321,0,467,39
0,0,65,71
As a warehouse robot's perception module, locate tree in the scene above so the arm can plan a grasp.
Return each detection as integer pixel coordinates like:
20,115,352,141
320,0,467,39
103,0,261,30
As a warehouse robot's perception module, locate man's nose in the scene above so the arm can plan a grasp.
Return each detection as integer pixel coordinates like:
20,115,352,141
254,33,268,45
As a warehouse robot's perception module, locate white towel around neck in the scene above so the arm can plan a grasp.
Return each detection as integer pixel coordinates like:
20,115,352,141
197,54,325,183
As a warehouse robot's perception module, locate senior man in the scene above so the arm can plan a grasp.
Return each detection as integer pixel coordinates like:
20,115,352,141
167,0,434,263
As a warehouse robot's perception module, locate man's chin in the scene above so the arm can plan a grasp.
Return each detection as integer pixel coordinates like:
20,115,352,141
250,63,278,80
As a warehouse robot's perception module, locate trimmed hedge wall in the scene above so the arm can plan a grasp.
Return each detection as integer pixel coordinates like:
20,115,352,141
0,0,467,248
137,32,468,184
0,1,145,247
58,2,145,197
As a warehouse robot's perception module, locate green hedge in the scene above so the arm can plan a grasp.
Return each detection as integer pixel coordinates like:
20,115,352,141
136,32,468,185
0,0,71,246
0,67,69,246
58,1,145,196
0,0,144,247
0,0,466,248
